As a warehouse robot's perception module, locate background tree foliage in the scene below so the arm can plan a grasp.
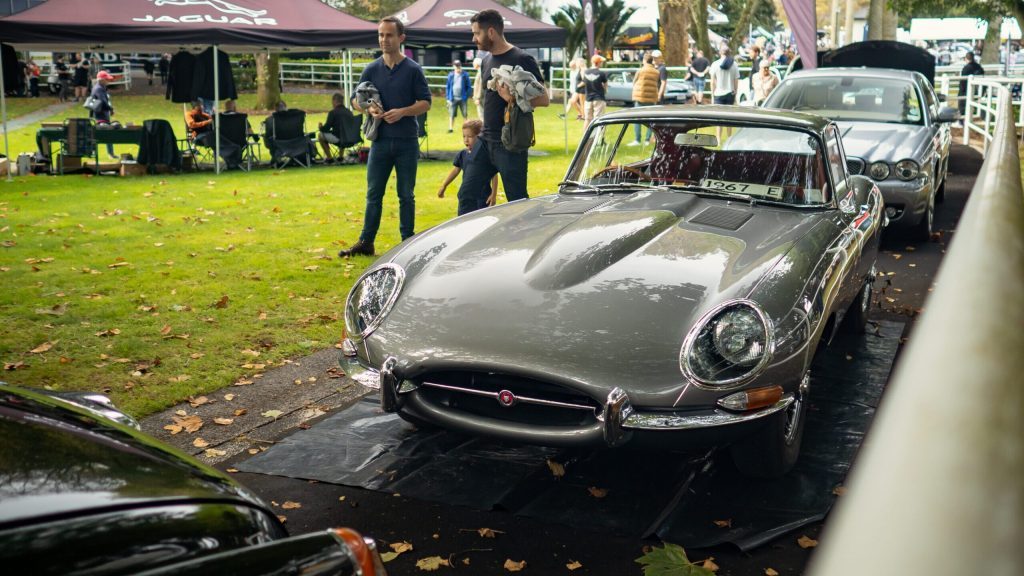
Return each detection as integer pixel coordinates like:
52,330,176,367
552,0,638,58
321,0,406,21
718,0,778,50
887,0,1024,63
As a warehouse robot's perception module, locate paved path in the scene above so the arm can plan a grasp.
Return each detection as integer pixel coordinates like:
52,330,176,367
2,101,73,133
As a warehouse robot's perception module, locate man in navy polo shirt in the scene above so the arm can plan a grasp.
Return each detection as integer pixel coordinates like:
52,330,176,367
339,17,431,258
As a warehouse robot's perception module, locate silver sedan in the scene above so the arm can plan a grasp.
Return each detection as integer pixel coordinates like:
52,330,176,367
763,67,957,240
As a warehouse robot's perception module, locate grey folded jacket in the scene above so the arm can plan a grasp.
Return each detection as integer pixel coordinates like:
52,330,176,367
355,81,383,141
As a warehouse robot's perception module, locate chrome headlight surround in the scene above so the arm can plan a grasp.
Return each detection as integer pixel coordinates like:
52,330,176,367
344,263,405,342
680,299,774,390
894,159,920,181
868,161,890,181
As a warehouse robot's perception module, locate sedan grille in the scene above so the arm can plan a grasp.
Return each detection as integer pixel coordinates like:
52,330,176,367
846,157,865,175
414,371,601,427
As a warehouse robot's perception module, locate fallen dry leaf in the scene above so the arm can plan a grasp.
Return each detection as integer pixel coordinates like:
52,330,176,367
765,569,780,576
190,352,205,359
390,541,413,554
566,560,583,571
277,515,287,523
94,328,121,337
224,393,235,401
504,559,527,572
477,527,504,538
226,467,238,473
587,486,609,498
701,557,719,572
160,324,172,335
546,459,566,478
107,261,130,268
214,417,234,426
233,408,247,417
241,349,260,357
797,535,818,549
281,501,302,510
261,409,283,419
214,295,230,309
29,341,56,354
713,519,733,528
164,414,203,435
189,396,210,407
4,361,26,370
204,448,226,457
192,438,209,448
415,556,450,571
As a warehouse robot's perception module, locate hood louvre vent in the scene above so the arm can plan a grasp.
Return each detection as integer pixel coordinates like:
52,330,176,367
542,198,612,215
689,206,753,231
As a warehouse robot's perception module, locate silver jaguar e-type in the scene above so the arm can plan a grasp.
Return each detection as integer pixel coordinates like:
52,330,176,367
340,106,884,478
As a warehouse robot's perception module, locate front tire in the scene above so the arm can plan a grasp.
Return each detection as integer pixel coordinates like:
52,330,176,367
913,190,935,242
730,377,808,478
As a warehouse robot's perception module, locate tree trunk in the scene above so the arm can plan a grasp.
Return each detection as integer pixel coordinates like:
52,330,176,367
661,0,691,67
828,0,840,48
982,15,1003,66
728,0,761,53
867,0,884,41
843,0,855,46
690,0,712,57
882,6,898,40
255,52,281,111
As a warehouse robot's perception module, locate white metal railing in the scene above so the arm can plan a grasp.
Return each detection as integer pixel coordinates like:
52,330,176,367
808,84,1024,576
37,61,133,93
962,76,1024,152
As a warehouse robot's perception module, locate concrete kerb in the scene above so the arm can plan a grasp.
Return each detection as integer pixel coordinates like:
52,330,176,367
140,347,372,466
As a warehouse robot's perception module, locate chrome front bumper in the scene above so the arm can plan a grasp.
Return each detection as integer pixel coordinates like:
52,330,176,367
341,351,794,448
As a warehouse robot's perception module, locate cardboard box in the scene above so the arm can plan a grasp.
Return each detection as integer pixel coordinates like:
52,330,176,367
59,154,83,172
120,161,147,177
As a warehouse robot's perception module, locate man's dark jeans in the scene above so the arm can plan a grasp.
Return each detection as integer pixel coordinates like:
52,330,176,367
360,137,418,244
456,138,528,215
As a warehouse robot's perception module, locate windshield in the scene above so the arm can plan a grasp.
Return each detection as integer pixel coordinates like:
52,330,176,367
564,120,831,206
765,76,924,125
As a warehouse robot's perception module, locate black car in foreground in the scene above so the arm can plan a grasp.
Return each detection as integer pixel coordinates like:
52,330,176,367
0,383,386,576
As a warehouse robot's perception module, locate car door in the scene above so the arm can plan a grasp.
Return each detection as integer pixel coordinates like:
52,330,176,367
918,74,951,182
822,125,869,311
605,70,633,105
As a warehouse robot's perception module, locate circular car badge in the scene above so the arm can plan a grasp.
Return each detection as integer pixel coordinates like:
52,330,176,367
497,389,516,408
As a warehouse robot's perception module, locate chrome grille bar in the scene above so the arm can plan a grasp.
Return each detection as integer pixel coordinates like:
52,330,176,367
419,381,597,412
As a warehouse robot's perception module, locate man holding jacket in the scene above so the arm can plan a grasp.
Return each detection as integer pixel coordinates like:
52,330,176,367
446,60,471,133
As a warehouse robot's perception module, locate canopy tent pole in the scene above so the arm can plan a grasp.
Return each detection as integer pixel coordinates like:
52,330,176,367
562,57,568,155
214,44,221,175
1,47,11,182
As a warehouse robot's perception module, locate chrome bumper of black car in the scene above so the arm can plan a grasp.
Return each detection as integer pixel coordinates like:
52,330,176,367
340,353,793,447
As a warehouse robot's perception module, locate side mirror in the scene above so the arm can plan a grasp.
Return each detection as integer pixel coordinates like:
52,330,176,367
849,175,873,208
935,106,959,123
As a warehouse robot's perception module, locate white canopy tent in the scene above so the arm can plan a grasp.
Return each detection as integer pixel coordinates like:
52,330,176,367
909,17,1021,42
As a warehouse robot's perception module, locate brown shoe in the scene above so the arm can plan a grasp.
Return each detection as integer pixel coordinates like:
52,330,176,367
338,240,375,258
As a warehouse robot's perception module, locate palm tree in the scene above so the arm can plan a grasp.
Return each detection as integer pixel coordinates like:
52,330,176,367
553,0,638,58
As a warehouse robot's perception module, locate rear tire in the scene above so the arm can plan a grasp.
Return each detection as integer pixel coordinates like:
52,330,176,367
730,378,808,478
843,277,872,333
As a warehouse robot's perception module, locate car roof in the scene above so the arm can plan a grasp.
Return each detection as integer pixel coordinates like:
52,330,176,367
786,67,920,81
595,104,832,132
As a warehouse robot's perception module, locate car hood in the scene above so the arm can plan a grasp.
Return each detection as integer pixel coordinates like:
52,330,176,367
0,385,267,527
372,191,826,404
836,122,929,163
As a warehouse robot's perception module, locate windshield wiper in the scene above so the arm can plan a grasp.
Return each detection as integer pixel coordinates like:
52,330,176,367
559,181,651,194
659,184,758,205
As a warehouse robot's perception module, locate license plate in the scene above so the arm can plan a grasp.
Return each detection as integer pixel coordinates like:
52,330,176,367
700,179,784,199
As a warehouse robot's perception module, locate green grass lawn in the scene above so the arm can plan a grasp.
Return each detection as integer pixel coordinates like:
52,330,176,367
0,92,593,417
1,95,59,123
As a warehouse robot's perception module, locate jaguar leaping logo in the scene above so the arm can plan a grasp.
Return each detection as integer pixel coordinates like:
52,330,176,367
152,0,267,18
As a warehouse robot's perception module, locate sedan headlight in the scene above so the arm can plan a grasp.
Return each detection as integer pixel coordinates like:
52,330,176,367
681,301,772,387
344,263,405,341
869,161,890,181
894,159,920,181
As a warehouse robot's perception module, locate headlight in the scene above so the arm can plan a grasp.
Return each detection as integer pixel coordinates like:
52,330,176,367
344,263,405,341
868,161,890,181
894,159,920,181
681,301,772,387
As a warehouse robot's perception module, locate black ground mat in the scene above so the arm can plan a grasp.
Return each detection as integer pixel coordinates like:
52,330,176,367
237,320,903,550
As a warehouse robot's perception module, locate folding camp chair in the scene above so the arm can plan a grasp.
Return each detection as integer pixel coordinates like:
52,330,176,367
59,118,99,175
321,106,363,162
182,116,214,169
417,113,431,159
217,113,259,171
264,109,316,168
